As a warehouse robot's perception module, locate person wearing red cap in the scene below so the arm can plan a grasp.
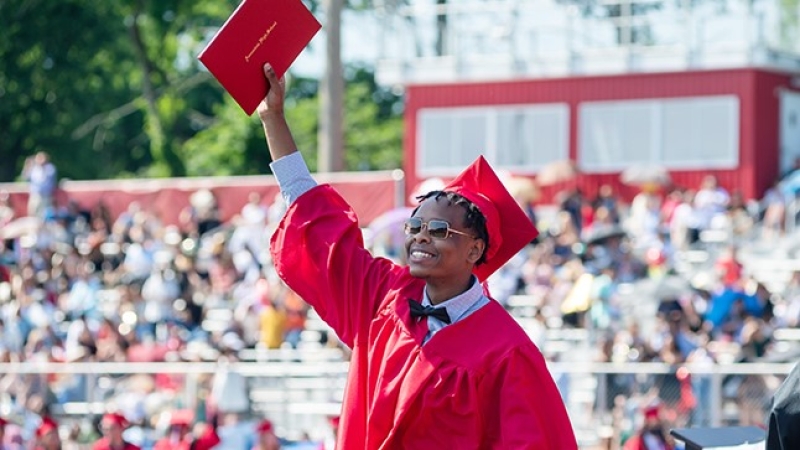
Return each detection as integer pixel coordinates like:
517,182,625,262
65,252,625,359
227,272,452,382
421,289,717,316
318,416,339,450
0,416,23,450
256,64,576,449
0,417,7,450
153,410,220,450
623,405,674,450
33,417,61,450
92,413,140,450
252,420,280,450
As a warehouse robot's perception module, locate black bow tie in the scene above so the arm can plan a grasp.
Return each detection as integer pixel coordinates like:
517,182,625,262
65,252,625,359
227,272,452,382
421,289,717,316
408,299,451,324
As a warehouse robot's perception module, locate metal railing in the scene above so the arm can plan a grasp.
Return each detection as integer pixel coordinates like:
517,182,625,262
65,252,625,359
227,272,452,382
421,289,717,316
0,360,792,446
374,0,800,84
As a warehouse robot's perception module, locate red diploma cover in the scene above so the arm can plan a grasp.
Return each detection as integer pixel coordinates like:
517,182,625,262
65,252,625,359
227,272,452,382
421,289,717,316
198,0,321,115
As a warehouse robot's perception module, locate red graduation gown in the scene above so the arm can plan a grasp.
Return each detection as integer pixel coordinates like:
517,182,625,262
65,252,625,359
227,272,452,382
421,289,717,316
271,186,577,450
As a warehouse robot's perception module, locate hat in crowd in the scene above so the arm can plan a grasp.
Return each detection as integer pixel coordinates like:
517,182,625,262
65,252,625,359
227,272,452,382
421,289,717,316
329,416,340,428
0,416,8,427
101,413,130,429
443,156,539,282
643,405,660,420
169,409,195,427
35,416,58,438
255,420,274,434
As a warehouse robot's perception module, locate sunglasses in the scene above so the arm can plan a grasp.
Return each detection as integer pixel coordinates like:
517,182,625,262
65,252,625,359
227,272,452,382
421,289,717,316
404,217,476,240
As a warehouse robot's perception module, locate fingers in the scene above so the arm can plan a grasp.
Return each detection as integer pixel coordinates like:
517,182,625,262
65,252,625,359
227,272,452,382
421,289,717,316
263,63,279,88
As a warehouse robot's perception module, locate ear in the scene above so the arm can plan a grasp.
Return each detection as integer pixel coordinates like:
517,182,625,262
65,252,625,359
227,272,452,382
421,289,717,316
467,238,486,265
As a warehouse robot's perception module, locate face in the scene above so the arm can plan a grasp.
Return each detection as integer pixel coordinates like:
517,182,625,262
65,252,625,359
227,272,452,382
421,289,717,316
404,197,485,281
41,429,60,449
102,422,123,444
171,425,189,441
259,431,281,450
644,413,662,432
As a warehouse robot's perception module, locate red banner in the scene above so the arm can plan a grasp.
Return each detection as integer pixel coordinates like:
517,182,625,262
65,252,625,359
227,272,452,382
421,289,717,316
1,171,401,227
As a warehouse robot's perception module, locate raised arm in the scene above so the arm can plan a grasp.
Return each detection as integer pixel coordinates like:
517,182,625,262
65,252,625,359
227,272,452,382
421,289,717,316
257,64,298,161
257,63,406,347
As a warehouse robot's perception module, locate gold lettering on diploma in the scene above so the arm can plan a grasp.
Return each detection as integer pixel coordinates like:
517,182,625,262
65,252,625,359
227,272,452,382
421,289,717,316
245,21,278,63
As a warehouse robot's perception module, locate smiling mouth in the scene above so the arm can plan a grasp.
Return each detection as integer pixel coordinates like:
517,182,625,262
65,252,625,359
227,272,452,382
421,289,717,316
409,250,435,261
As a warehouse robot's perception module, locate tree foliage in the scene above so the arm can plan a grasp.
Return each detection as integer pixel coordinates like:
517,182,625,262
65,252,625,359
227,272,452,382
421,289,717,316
0,0,402,182
0,1,139,181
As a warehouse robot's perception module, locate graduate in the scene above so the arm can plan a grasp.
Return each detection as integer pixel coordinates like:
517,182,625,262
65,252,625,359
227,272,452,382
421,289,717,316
33,417,60,450
92,413,140,450
152,410,220,450
0,417,7,450
623,405,673,450
0,416,19,450
257,63,577,449
252,420,281,450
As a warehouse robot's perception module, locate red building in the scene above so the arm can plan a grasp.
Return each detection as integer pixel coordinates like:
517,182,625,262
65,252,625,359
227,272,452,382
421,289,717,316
401,68,800,203
373,0,800,203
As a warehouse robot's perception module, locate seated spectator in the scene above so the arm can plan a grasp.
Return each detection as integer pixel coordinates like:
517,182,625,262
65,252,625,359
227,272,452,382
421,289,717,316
0,190,15,228
253,420,280,450
34,416,61,450
762,181,785,240
623,404,674,450
259,296,286,350
714,246,742,289
693,175,730,236
93,413,140,450
153,410,219,450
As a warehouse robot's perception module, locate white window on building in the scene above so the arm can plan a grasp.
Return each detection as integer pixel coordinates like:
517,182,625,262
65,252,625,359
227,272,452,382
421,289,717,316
417,104,569,176
660,96,740,169
578,95,740,171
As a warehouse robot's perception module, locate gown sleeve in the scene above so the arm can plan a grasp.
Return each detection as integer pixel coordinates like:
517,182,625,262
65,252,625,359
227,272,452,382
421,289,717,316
270,185,407,348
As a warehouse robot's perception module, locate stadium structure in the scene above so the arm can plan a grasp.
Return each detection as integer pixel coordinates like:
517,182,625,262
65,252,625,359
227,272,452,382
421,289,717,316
372,0,800,201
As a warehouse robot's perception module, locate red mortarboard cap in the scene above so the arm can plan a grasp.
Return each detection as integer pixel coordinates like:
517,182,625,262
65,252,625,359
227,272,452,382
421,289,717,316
36,417,58,437
444,156,539,282
102,413,129,429
644,405,660,420
329,416,340,428
0,417,8,427
169,409,195,427
256,420,274,434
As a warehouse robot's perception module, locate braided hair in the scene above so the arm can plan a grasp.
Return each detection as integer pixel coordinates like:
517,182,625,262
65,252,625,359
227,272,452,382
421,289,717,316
414,191,490,266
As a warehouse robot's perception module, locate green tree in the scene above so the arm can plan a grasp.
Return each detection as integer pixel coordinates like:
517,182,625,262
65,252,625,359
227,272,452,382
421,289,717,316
107,0,240,177
343,66,403,171
1,1,403,181
0,0,238,181
181,66,402,175
0,1,141,181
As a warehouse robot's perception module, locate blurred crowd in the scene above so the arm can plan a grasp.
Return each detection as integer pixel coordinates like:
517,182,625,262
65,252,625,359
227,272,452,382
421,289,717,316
374,173,797,448
492,174,794,448
0,164,338,448
1,157,799,448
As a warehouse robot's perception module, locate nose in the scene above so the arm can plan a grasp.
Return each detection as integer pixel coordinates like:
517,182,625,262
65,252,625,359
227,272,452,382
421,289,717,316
407,224,432,243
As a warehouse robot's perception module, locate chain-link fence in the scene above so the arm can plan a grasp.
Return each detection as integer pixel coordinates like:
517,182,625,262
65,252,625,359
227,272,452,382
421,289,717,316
554,361,793,448
0,359,792,449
